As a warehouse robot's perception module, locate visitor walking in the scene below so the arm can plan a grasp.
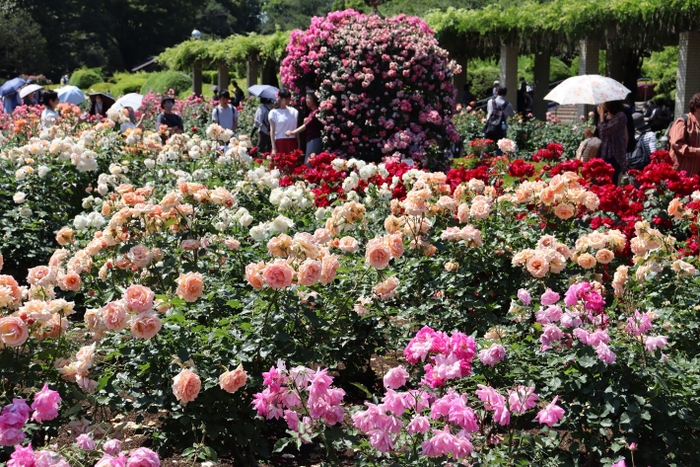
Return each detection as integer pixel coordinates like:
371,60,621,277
669,93,700,176
285,90,323,164
120,107,145,133
461,83,475,107
212,90,238,132
268,89,299,156
231,82,245,107
252,98,274,153
156,95,184,136
40,91,61,128
596,101,628,184
626,112,656,171
492,81,500,98
484,87,515,152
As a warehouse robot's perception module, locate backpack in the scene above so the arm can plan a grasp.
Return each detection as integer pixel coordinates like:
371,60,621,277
483,98,506,141
626,132,651,170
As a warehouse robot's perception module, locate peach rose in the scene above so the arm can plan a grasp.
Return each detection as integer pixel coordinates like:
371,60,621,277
576,253,597,269
470,199,491,219
123,284,155,313
385,234,404,259
365,239,392,269
27,265,55,288
338,236,359,253
219,364,248,393
176,272,204,302
267,234,293,258
59,272,81,292
224,237,240,250
320,254,340,285
314,228,332,244
595,249,615,265
444,261,460,272
56,227,75,246
130,312,162,339
128,245,153,269
456,203,469,223
245,262,265,289
297,259,322,286
102,301,128,331
262,260,294,289
292,232,320,259
539,187,556,205
526,255,549,278
209,187,235,206
554,203,575,220
373,276,399,300
384,215,403,234
0,316,29,347
172,368,201,405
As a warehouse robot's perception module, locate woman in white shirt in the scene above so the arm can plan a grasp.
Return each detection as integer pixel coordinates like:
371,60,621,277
41,91,61,128
268,88,299,155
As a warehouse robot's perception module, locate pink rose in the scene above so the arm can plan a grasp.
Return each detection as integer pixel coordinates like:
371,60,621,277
180,239,201,251
219,365,248,393
478,344,506,367
320,255,340,285
103,439,122,456
297,259,322,286
383,365,409,389
337,236,359,253
365,238,392,269
76,433,95,450
123,285,155,313
127,447,160,467
59,272,81,292
172,369,201,405
176,272,204,302
262,260,294,289
102,301,128,331
128,245,153,269
540,288,560,306
31,384,61,423
130,312,162,339
0,316,29,347
8,444,35,465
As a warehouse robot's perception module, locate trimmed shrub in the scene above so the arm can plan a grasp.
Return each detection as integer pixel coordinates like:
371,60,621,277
140,70,192,95
69,67,103,89
110,72,150,96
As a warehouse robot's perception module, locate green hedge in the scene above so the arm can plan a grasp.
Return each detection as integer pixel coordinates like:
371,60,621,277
69,67,103,89
110,72,150,96
140,71,192,95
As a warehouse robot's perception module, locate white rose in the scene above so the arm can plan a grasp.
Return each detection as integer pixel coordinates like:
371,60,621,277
13,192,26,204
109,164,122,175
144,159,156,169
249,225,267,242
97,184,109,196
38,166,50,177
87,212,106,228
270,215,293,233
81,196,94,209
73,215,89,231
239,214,254,227
19,207,32,218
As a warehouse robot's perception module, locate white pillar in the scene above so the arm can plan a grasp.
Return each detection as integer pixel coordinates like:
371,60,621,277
675,31,700,118
500,44,518,100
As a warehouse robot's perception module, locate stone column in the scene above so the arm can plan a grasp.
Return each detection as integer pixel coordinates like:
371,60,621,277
192,61,202,96
217,61,229,93
675,31,700,118
499,44,518,100
578,38,600,117
533,50,550,120
247,60,259,89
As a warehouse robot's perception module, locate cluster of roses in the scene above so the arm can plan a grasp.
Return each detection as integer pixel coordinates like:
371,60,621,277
282,10,460,167
246,231,340,290
170,363,248,407
0,384,60,446
531,142,564,162
512,234,571,279
252,360,345,443
351,326,566,459
507,159,536,179
628,220,696,284
571,229,627,271
516,283,668,365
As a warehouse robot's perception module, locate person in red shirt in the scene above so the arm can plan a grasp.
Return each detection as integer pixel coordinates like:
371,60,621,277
286,90,323,164
669,93,700,176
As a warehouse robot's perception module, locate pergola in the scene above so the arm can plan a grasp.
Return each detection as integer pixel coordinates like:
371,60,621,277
159,0,700,119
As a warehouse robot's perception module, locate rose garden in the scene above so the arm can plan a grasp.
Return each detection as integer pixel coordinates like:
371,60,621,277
1,9,700,467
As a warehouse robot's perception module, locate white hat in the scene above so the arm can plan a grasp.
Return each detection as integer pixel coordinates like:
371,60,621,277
494,80,500,85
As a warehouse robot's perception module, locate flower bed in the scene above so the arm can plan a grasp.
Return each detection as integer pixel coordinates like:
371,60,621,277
0,95,699,467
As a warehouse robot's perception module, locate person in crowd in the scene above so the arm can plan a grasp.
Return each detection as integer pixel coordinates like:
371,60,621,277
231,82,245,107
88,93,113,117
22,89,40,106
596,100,628,184
516,77,526,113
156,95,184,135
576,128,602,162
492,80,500,98
40,91,61,128
643,100,656,119
461,83,475,107
2,91,21,114
649,99,673,132
120,106,145,133
669,93,700,176
252,98,274,153
485,87,515,155
268,88,299,156
633,112,657,154
212,90,238,132
285,90,322,164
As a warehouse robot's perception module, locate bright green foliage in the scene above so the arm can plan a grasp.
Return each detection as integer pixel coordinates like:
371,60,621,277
140,71,193,95
641,45,678,102
110,72,151,97
69,67,104,89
